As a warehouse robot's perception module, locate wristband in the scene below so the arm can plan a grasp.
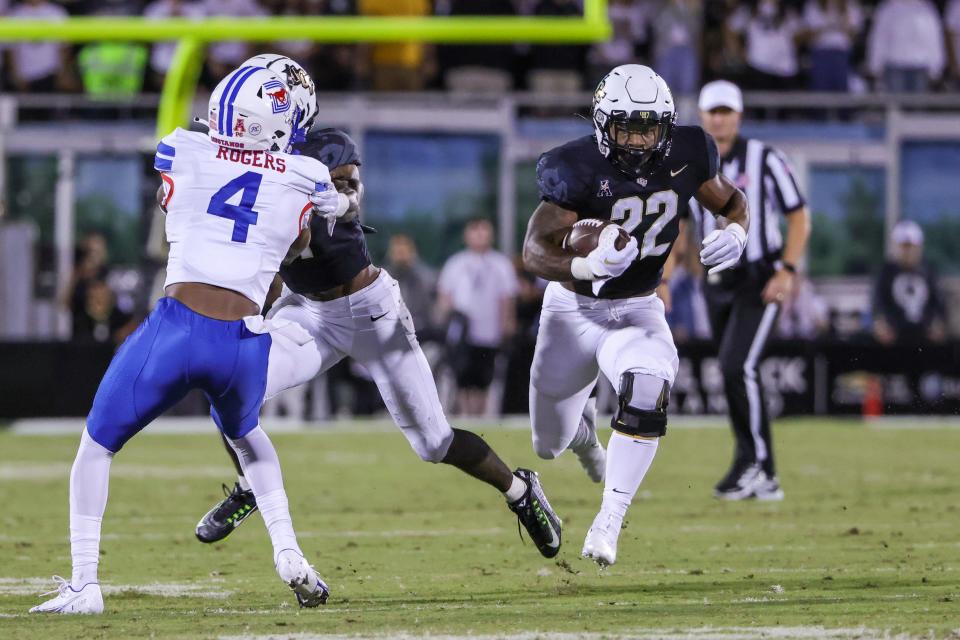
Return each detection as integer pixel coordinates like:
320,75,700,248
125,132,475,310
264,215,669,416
782,262,797,274
570,257,595,281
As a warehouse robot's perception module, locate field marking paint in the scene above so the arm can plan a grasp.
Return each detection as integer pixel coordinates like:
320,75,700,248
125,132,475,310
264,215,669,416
0,577,231,599
218,628,890,640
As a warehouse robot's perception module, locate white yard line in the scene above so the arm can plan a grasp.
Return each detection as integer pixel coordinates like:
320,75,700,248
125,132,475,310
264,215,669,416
0,577,231,599
218,628,895,640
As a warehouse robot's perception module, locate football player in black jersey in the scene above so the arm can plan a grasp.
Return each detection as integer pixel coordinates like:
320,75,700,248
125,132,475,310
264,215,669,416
522,64,750,566
193,126,562,561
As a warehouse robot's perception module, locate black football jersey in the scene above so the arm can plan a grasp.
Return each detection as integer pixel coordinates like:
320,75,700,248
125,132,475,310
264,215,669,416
537,126,718,298
279,128,373,295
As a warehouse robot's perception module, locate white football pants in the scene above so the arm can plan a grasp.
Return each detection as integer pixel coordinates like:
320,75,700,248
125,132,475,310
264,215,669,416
529,282,679,458
265,270,454,462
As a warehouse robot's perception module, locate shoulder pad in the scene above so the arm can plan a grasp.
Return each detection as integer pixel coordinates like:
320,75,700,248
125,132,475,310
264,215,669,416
536,143,591,211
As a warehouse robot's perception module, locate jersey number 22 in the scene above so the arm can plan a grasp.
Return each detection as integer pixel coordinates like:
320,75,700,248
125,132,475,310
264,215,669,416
611,190,678,259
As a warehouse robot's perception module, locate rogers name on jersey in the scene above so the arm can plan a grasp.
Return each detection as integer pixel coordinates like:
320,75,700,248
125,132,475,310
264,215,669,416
214,146,287,173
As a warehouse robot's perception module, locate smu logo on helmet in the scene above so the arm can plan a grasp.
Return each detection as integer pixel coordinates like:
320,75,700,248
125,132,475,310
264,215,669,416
263,80,290,114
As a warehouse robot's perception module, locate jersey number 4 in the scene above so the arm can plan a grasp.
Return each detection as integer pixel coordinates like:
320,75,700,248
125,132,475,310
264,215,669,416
207,171,263,243
611,190,678,259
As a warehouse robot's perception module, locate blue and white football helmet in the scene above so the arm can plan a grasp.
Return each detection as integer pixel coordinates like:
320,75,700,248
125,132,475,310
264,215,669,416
242,54,318,148
207,66,295,152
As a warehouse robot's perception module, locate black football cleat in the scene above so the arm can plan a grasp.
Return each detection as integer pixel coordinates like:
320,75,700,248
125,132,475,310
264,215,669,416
508,469,562,558
195,483,258,543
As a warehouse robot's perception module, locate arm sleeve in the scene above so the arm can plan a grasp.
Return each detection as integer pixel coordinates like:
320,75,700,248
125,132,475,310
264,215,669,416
536,148,589,212
696,127,720,184
764,148,805,213
154,129,179,173
287,155,333,196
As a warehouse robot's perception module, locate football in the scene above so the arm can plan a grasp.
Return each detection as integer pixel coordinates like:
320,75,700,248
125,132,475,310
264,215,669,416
562,218,630,256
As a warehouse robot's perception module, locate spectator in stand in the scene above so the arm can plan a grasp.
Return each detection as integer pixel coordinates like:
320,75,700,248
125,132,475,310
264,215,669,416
588,0,652,85
867,0,945,92
268,0,321,80
872,220,947,345
359,0,433,91
704,0,745,80
651,0,702,96
6,0,74,93
801,0,863,92
437,218,518,417
945,0,960,88
63,231,110,323
726,0,802,90
203,0,266,80
270,0,358,91
75,2,148,100
526,0,586,94
384,233,437,340
71,279,136,346
438,0,515,92
143,0,205,90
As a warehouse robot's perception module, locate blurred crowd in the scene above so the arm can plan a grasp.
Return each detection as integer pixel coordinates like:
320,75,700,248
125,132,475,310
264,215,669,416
65,215,950,419
3,0,960,97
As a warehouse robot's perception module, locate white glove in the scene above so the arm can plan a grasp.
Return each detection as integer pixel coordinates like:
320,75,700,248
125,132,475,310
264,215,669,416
700,222,746,275
309,183,350,217
309,182,350,235
571,225,639,280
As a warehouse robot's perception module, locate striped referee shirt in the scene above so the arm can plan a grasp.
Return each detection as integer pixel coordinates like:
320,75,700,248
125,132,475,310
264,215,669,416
688,137,805,264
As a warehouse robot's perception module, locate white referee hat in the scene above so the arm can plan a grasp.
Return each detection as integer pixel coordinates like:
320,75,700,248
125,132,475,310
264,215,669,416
891,220,924,246
698,80,743,113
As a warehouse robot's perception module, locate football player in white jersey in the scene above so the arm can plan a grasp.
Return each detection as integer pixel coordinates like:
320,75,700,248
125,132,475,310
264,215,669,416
29,66,349,615
192,127,564,561
189,55,563,562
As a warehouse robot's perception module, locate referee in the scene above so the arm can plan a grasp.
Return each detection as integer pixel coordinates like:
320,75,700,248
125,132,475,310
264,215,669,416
688,80,811,501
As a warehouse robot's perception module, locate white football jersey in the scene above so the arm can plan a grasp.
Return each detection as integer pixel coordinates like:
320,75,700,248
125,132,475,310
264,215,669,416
155,128,331,310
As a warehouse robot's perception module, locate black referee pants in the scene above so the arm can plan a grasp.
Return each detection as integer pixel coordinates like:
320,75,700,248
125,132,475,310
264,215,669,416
705,280,781,477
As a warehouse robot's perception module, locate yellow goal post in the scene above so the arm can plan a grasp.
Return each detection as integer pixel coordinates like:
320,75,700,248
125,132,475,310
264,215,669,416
0,3,611,137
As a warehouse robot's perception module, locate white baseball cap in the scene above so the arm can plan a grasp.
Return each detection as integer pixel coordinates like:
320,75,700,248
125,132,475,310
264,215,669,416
698,80,743,113
891,220,924,246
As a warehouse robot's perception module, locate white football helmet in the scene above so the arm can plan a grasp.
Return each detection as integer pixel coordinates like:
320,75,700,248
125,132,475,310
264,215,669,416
241,54,317,147
592,64,676,178
208,66,295,152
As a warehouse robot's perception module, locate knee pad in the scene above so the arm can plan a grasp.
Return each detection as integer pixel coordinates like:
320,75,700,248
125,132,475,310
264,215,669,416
611,371,670,438
404,424,454,464
532,437,562,460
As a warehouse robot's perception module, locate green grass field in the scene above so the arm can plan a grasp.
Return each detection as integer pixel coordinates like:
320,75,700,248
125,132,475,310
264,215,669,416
1,419,958,639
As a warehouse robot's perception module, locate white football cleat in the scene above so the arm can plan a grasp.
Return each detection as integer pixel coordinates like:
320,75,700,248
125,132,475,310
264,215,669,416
581,510,622,567
275,549,329,607
29,576,103,614
752,472,785,501
570,397,606,483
